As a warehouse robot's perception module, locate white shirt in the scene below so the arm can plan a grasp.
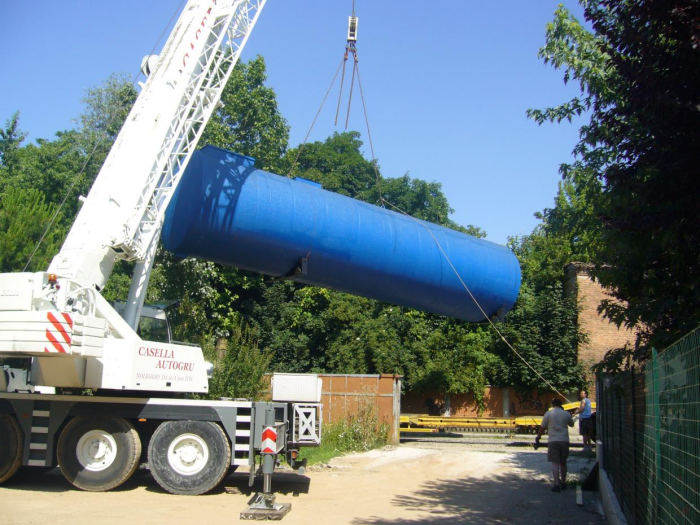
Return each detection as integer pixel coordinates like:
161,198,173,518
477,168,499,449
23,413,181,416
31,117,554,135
540,407,574,442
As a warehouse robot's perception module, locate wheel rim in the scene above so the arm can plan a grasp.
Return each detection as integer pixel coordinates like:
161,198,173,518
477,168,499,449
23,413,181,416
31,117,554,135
167,433,209,476
76,430,117,472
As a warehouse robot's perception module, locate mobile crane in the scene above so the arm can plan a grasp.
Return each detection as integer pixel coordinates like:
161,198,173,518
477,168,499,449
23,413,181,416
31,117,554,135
0,0,524,513
0,0,320,512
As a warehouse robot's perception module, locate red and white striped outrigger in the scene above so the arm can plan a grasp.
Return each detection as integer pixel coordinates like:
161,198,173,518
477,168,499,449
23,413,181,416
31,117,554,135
45,312,73,353
0,311,106,356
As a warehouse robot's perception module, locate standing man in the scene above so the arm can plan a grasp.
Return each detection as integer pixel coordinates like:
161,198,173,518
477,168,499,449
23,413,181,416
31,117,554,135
535,398,574,493
576,389,593,452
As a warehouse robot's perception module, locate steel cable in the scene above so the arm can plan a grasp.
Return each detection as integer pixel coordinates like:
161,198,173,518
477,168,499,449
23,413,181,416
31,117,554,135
286,57,345,179
380,198,573,403
348,37,572,402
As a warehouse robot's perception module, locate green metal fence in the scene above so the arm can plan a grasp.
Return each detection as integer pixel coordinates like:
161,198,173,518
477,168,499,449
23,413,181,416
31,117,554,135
598,327,700,525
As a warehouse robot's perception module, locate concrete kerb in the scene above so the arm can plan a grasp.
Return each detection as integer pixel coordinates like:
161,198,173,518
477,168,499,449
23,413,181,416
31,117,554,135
597,441,629,525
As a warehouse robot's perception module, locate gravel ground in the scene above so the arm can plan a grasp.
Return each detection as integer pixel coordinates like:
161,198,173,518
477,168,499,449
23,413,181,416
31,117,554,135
0,436,606,525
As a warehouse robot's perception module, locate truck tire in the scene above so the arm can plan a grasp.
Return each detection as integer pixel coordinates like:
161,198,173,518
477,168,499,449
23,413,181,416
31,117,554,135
148,420,231,495
57,416,141,491
0,414,23,483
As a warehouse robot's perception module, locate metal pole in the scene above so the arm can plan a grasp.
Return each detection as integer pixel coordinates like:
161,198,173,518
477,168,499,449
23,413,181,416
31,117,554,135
262,406,276,500
652,348,661,524
123,228,159,329
240,404,291,519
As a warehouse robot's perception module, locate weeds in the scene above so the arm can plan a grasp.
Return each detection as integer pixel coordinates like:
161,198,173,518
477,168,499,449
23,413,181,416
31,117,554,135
201,323,272,401
303,386,391,465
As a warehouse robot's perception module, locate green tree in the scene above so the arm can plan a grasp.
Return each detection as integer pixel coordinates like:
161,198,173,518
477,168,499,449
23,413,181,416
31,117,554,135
510,174,601,295
201,56,289,172
0,186,63,272
8,131,89,224
1,74,137,241
285,131,484,237
0,115,71,272
530,2,700,354
78,73,138,157
203,323,273,400
490,281,586,394
285,131,379,201
408,318,499,412
248,280,323,372
0,112,26,181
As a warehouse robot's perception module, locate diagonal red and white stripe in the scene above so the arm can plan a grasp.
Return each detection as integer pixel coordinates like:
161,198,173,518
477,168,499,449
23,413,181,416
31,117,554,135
44,312,72,353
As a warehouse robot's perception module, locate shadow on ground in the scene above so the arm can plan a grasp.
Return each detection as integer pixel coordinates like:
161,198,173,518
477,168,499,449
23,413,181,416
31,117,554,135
3,467,74,493
351,449,604,525
4,467,161,494
4,465,310,498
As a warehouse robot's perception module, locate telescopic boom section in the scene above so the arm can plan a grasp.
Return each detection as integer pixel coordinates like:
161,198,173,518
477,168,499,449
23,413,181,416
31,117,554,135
48,0,267,291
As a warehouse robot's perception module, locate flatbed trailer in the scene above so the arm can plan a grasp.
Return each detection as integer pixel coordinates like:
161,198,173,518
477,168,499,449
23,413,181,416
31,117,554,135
399,402,595,434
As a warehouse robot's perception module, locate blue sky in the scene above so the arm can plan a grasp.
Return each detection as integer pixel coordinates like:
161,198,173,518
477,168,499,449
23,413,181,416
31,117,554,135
0,1,588,246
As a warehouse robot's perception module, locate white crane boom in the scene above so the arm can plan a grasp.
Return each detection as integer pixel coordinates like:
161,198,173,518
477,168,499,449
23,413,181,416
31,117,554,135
49,0,266,294
0,0,266,393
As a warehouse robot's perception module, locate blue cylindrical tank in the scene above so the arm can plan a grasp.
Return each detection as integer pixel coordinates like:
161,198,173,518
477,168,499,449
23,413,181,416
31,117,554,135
162,146,521,322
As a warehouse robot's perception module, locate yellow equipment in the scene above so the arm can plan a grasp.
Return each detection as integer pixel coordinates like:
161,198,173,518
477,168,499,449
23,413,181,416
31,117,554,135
399,402,595,434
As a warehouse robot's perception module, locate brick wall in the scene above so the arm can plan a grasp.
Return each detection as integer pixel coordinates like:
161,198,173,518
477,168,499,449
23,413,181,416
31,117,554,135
402,387,564,417
401,387,502,417
565,263,637,401
266,373,402,444
320,374,402,444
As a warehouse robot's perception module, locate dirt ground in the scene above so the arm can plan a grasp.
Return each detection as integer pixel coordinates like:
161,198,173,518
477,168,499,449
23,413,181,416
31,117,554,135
0,440,606,525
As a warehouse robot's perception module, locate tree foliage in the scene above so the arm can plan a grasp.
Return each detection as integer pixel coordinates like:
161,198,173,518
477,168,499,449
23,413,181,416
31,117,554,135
78,73,138,157
0,46,597,403
530,1,700,356
1,72,138,278
0,112,26,180
285,131,379,201
202,324,273,400
490,281,586,393
201,56,289,172
0,186,62,272
585,1,700,350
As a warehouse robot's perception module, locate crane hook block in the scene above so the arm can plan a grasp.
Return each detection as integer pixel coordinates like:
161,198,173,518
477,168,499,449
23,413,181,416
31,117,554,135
347,16,358,42
162,146,522,323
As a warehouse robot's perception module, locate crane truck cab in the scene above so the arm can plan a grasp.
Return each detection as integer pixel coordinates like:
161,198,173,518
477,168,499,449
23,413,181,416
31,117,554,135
111,301,175,345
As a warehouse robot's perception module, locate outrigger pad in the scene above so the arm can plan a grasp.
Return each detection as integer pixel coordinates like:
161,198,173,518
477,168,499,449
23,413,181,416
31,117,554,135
240,503,291,521
240,494,291,521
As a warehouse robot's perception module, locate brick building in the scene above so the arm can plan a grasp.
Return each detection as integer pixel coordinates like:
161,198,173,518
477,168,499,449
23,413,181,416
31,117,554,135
564,262,637,401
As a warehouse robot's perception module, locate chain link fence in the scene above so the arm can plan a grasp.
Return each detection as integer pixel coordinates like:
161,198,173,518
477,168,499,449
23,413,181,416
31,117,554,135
598,327,700,525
